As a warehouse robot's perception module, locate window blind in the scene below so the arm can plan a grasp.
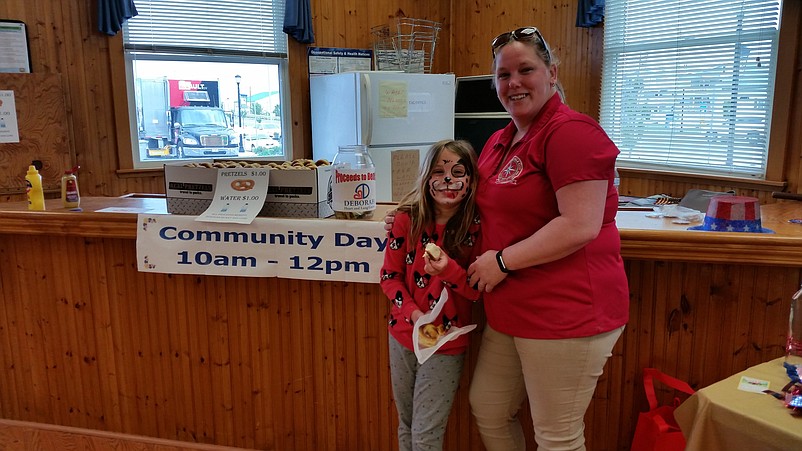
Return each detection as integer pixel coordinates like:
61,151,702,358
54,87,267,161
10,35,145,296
123,0,287,57
600,0,782,178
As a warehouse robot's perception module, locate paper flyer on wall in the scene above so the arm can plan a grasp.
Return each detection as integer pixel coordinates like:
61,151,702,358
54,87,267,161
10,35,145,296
0,91,20,143
307,47,372,76
412,287,477,365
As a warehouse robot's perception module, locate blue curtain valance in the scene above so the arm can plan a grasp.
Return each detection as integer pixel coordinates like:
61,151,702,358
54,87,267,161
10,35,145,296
284,0,315,44
98,0,138,36
577,0,605,28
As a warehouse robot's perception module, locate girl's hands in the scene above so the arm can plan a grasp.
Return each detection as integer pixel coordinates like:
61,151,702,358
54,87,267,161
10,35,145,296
423,251,449,276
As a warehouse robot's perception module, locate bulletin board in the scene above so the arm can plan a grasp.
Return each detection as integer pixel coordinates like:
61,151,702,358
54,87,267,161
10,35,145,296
0,73,73,194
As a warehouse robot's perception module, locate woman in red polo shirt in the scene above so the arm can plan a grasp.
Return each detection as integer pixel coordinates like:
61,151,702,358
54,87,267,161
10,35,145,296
464,27,629,451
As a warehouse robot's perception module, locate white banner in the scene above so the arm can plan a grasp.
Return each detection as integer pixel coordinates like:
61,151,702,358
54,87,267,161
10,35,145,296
136,214,387,283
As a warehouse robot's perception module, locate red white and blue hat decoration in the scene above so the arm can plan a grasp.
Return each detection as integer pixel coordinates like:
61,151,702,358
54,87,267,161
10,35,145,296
688,195,774,233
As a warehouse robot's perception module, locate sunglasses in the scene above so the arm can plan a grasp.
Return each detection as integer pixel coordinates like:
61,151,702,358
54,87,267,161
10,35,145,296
491,27,553,62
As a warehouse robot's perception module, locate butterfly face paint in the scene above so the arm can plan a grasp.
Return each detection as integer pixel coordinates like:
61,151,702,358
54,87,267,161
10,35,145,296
429,148,471,206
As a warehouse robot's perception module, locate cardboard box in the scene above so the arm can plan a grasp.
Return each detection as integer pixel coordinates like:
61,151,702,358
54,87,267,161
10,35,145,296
164,163,334,218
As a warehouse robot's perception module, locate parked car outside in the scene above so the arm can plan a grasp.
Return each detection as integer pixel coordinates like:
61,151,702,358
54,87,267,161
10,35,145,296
246,131,280,150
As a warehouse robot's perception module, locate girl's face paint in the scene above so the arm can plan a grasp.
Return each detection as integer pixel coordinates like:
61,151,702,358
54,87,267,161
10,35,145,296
429,148,471,206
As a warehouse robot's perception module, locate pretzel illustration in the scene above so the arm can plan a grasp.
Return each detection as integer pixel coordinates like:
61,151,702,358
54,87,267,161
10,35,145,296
230,179,256,191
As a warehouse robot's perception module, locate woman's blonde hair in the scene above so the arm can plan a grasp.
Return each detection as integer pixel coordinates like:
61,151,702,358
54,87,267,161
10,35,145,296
396,139,478,258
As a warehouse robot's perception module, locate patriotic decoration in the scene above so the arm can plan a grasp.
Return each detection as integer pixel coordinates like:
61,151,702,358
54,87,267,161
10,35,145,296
688,196,774,233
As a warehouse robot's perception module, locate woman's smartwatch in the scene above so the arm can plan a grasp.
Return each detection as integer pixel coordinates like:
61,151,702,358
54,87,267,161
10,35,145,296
496,250,510,274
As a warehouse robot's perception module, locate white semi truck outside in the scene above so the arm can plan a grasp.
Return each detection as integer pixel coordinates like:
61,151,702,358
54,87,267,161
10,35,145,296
136,78,240,159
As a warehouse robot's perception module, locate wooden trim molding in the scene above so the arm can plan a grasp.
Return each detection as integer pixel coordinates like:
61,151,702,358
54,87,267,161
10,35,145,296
109,33,135,170
765,0,801,182
620,230,802,266
0,419,252,451
617,167,787,190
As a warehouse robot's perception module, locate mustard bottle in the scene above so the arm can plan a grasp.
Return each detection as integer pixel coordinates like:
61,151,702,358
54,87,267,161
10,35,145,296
61,166,80,209
25,164,46,211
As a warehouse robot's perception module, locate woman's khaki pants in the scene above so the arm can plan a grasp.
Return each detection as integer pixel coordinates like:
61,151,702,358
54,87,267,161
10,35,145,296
469,324,624,451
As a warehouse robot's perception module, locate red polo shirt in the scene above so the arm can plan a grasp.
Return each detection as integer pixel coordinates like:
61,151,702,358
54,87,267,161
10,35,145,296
476,93,629,339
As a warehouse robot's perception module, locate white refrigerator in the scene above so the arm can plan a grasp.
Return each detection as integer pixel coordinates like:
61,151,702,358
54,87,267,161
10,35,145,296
310,71,455,202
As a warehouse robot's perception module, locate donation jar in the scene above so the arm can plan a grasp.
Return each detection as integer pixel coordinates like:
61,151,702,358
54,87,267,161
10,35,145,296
331,144,376,219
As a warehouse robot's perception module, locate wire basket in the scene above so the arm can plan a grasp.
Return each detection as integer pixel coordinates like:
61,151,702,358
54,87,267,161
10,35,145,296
371,25,402,71
371,18,441,73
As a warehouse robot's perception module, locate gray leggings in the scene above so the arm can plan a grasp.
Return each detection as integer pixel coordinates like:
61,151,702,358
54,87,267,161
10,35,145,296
388,335,465,451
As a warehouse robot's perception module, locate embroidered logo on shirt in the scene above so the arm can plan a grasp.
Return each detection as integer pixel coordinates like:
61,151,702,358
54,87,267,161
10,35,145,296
496,156,523,185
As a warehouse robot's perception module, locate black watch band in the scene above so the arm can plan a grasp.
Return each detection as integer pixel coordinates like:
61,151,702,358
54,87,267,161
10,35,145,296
496,250,510,273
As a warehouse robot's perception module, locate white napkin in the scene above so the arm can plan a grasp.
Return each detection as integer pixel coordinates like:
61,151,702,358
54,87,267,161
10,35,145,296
646,204,704,224
412,287,477,365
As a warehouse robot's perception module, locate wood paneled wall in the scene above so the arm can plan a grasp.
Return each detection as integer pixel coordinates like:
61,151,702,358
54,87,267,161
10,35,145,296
0,0,452,202
0,0,161,199
449,1,604,118
0,73,72,195
1,0,799,203
0,233,797,450
0,1,801,449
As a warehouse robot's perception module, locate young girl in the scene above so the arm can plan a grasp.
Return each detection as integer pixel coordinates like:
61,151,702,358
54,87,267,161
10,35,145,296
380,139,481,451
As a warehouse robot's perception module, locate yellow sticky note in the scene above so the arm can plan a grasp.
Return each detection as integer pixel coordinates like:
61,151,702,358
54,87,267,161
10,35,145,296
379,81,408,118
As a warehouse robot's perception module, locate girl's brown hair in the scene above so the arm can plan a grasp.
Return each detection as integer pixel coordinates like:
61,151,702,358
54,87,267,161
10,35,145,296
396,139,478,259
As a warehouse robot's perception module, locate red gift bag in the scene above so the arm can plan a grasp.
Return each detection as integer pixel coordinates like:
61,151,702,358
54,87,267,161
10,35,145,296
631,368,696,451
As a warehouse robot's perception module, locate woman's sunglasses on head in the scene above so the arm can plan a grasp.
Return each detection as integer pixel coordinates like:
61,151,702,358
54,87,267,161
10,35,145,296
491,27,552,62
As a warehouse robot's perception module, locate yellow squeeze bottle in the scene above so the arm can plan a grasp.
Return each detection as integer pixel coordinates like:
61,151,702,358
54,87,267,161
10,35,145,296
61,166,80,209
25,165,46,211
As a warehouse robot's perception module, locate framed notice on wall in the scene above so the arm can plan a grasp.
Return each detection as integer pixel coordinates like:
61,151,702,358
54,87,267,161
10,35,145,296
307,47,372,76
0,20,32,73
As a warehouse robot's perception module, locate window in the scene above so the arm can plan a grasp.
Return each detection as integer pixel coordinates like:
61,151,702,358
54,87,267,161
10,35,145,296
600,0,783,178
123,0,288,168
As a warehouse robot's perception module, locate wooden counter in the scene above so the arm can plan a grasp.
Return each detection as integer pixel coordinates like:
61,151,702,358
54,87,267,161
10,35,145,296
0,196,167,238
1,197,801,450
617,205,802,265
3,197,802,263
